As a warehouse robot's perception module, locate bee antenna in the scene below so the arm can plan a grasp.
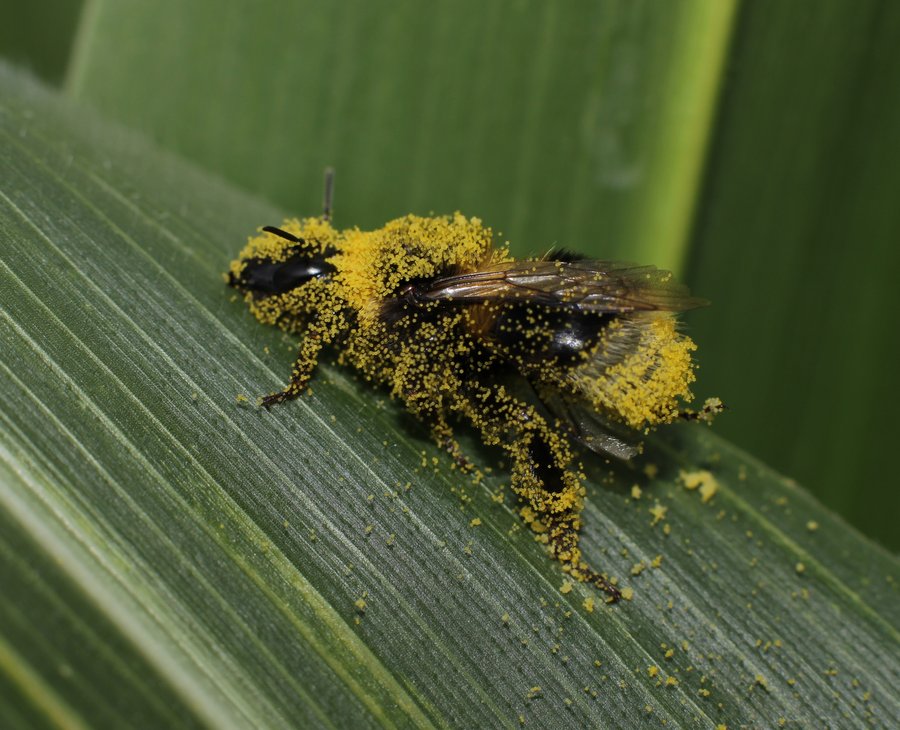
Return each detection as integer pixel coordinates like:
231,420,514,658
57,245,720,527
322,167,335,221
262,226,304,244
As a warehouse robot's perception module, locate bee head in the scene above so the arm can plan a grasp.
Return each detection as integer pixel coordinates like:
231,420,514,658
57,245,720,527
228,225,337,298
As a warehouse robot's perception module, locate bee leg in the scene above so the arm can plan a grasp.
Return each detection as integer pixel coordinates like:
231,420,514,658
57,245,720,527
545,510,621,601
517,440,622,601
406,396,473,471
431,419,473,472
261,324,327,408
516,433,620,601
392,344,473,471
456,384,621,600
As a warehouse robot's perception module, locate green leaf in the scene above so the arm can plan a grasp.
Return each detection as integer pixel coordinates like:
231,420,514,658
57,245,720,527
2,65,898,728
66,0,735,271
684,0,900,551
0,1,84,86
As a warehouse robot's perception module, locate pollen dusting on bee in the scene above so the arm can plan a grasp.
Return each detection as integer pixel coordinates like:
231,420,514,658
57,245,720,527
227,204,719,600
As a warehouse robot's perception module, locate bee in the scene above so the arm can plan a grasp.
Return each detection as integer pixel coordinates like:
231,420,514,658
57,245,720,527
227,173,720,600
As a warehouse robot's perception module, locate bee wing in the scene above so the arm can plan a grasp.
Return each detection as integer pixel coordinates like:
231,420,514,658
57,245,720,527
539,389,641,460
420,259,706,313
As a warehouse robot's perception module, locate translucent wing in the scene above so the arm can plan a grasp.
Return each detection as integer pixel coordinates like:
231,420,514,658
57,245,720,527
506,377,641,461
539,388,642,460
412,257,705,461
419,259,706,313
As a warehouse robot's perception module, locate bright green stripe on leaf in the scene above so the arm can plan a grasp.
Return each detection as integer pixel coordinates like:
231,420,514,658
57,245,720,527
624,0,738,272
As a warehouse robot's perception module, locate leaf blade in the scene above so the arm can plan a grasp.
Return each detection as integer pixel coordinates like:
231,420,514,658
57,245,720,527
2,64,898,729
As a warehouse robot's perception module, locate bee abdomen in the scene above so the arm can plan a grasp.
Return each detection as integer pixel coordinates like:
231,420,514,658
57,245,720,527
486,305,613,367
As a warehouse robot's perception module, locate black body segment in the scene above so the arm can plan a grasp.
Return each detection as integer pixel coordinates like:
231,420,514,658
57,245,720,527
230,249,336,296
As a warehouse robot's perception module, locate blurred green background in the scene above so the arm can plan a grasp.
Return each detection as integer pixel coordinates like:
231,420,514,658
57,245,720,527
3,0,897,552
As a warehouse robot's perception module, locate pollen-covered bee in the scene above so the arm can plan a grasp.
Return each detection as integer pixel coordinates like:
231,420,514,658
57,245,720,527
227,176,720,600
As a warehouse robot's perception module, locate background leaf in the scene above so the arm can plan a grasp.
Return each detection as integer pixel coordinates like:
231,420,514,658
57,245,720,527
0,0,84,86
65,0,735,270
60,0,900,551
2,65,899,728
685,1,900,549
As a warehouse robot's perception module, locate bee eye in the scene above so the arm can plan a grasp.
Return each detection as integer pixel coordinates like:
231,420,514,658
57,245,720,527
230,249,336,295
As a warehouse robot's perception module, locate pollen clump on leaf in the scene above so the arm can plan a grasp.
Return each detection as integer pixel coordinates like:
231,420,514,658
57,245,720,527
649,502,668,526
679,469,719,503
